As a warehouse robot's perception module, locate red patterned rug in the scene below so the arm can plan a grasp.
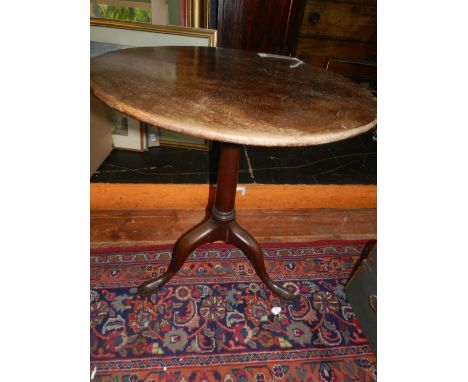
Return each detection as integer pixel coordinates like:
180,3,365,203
91,240,377,382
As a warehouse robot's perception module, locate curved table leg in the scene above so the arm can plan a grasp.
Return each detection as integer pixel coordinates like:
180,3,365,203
227,221,295,300
137,218,217,296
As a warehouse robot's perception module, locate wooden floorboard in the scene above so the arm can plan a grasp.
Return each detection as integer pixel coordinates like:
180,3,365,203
91,208,376,248
91,184,376,210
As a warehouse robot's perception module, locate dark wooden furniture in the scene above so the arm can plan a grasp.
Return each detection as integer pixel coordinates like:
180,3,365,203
346,245,377,351
213,0,376,76
325,57,377,95
90,46,376,300
296,0,376,74
215,0,306,55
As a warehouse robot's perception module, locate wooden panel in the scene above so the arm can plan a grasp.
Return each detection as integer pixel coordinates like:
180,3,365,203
285,0,308,55
301,0,376,41
90,183,376,210
317,0,376,4
296,37,376,68
217,0,306,55
91,208,377,246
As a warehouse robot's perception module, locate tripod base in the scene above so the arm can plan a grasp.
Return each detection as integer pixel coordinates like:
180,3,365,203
137,143,295,301
138,214,295,300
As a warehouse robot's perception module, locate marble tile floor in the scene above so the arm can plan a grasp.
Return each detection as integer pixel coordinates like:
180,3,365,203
90,128,376,184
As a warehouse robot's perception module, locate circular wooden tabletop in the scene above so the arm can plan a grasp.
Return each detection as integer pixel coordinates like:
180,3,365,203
91,46,376,147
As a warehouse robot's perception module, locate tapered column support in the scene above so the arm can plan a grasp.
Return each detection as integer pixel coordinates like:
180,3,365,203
137,143,295,300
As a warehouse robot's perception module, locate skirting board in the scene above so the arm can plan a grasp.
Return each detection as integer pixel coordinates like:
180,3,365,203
90,183,376,210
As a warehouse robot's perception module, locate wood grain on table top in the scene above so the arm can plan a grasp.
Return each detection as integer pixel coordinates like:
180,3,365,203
90,46,376,147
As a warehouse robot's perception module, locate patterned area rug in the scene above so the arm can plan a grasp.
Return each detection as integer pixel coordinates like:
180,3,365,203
91,240,377,382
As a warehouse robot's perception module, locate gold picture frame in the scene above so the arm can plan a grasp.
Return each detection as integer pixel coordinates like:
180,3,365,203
91,17,216,47
187,0,211,29
147,124,211,151
159,133,210,151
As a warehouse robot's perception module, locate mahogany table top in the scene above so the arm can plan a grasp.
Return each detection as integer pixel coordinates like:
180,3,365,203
90,46,376,147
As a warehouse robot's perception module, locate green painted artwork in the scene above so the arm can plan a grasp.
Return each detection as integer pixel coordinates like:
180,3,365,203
92,2,152,23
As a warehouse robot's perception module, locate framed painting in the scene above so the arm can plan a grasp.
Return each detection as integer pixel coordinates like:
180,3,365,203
90,0,216,29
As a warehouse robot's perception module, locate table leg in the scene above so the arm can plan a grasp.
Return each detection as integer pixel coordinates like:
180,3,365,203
226,220,295,300
137,143,295,300
137,217,218,295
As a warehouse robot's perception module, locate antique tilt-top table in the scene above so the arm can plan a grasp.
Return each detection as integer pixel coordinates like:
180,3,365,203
91,46,376,300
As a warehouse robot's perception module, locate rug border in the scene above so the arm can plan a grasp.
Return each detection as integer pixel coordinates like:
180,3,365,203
91,239,376,255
